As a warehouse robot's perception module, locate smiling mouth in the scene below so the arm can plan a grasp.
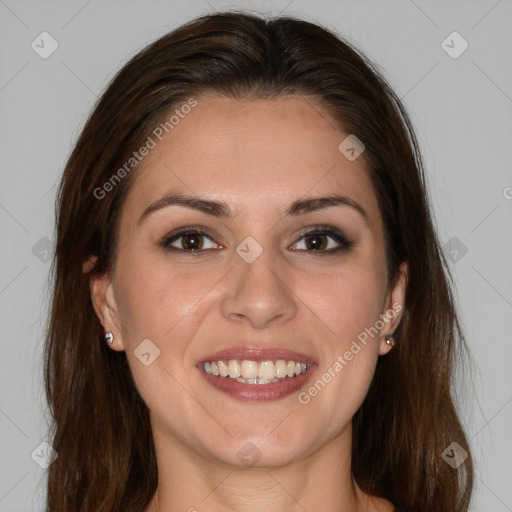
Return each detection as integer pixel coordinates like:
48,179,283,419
197,352,316,401
203,359,309,383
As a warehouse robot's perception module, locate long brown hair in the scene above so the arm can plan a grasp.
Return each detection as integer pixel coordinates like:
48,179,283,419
44,11,474,511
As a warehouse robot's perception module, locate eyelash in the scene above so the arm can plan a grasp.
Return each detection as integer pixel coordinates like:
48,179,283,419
160,225,355,257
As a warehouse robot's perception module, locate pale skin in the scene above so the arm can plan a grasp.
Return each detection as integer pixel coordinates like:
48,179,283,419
86,95,407,512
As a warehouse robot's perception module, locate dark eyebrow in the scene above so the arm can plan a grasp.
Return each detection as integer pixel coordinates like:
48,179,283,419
285,195,369,225
138,192,369,226
138,193,230,225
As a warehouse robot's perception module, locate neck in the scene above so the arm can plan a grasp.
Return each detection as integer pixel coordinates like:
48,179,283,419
147,422,373,512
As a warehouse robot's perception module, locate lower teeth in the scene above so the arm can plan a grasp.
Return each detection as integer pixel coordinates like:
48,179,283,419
234,377,282,384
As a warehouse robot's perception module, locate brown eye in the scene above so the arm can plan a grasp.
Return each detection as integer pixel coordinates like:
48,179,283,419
161,228,221,255
290,227,354,253
181,233,203,250
304,234,328,250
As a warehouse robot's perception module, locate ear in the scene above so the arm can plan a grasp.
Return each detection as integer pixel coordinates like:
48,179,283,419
378,261,408,356
83,255,126,351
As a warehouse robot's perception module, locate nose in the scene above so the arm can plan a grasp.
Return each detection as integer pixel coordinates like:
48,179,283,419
220,247,298,330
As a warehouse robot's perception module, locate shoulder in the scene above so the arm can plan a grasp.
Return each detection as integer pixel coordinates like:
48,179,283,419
368,496,398,512
356,486,398,512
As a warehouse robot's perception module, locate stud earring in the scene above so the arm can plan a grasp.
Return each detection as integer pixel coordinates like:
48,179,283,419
385,334,395,348
104,332,114,346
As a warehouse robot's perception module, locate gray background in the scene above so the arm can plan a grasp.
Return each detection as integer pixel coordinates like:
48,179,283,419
1,0,511,510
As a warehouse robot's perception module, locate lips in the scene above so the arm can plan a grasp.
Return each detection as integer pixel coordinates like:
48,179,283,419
197,346,316,365
197,346,317,402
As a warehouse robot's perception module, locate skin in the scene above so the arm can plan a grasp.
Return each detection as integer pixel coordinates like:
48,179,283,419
88,95,407,512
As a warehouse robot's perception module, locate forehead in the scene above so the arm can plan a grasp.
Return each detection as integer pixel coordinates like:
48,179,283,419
122,95,380,225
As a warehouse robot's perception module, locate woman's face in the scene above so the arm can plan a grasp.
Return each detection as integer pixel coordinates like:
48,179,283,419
91,95,406,468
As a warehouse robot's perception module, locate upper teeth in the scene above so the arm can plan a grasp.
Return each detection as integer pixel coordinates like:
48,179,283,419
203,360,308,380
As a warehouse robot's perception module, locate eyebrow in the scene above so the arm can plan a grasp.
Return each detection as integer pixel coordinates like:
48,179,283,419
138,192,369,226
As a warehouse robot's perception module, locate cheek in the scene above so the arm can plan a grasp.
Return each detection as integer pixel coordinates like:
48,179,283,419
111,253,221,428
293,262,385,426
114,251,221,348
297,346,379,448
308,260,387,344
